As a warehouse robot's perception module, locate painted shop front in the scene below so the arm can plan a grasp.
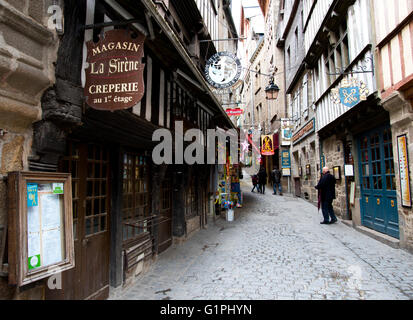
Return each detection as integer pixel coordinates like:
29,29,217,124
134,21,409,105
1,0,235,300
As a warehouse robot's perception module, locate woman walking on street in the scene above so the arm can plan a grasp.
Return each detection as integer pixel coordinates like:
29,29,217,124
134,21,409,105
258,167,268,194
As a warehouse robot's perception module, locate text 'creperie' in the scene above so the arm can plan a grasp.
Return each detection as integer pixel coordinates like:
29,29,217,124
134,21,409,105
88,82,139,94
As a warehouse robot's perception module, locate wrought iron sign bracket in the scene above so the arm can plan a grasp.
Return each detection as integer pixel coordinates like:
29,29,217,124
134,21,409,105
327,56,374,76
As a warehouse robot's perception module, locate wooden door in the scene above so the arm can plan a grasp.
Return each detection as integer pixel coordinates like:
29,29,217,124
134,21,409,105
294,178,301,197
158,178,172,253
358,125,399,238
46,142,110,300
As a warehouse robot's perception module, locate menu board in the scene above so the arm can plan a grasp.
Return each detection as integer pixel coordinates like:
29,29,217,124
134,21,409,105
27,183,65,271
397,135,412,207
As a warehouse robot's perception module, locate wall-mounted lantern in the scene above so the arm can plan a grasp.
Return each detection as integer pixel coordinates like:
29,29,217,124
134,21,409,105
265,77,280,100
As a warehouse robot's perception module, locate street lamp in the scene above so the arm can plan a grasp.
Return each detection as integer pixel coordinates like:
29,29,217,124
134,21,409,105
265,77,280,100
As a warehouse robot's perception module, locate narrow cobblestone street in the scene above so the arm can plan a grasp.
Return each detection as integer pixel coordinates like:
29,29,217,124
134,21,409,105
112,176,413,300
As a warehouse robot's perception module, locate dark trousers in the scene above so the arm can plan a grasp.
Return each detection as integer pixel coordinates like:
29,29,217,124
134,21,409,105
321,200,337,222
260,183,265,194
251,184,259,192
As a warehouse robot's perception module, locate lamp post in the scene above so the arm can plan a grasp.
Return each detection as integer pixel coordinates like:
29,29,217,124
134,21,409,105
264,76,281,191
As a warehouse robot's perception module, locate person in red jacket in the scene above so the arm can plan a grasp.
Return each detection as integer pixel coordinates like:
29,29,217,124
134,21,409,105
315,167,338,225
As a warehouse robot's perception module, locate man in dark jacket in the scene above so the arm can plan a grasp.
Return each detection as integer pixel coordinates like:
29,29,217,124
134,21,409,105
315,167,337,224
271,167,282,196
258,167,268,194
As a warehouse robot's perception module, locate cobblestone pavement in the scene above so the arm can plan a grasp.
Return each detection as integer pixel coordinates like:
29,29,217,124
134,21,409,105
112,176,413,300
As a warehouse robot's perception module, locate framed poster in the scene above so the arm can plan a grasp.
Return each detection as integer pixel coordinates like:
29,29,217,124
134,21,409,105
397,135,412,207
7,172,75,286
282,168,291,177
333,166,341,180
344,164,354,177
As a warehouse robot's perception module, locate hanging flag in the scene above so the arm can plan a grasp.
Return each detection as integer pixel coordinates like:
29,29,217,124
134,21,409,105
261,135,274,156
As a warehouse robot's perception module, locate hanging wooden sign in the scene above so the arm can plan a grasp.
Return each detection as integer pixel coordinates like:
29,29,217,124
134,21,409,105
84,29,146,111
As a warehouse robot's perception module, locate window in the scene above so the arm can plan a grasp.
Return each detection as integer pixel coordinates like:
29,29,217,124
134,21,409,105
295,27,298,60
186,179,197,218
122,154,151,241
324,20,349,87
287,47,291,70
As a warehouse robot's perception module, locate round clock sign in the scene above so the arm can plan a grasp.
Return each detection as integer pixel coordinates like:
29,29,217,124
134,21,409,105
205,52,242,89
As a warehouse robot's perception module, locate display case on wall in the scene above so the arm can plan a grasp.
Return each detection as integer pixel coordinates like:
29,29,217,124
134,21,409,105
7,172,75,286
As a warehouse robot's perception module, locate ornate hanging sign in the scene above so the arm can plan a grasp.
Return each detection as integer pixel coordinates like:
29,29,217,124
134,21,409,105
205,52,242,89
84,29,146,111
281,118,293,146
261,135,274,156
331,77,369,108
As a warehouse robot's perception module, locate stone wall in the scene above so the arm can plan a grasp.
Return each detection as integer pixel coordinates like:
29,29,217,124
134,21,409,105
291,134,319,204
320,134,347,218
383,92,413,253
0,0,58,299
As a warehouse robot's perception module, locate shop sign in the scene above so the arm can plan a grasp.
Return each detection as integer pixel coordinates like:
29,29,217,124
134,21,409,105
84,29,146,111
281,150,291,168
292,118,315,145
261,135,274,156
225,108,244,116
281,119,293,146
205,52,242,89
397,134,412,207
282,168,291,177
331,77,369,108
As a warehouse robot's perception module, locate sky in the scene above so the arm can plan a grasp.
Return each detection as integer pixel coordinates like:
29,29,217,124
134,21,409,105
231,0,264,35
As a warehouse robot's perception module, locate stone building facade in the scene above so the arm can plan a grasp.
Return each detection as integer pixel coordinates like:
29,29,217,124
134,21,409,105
277,0,320,201
0,0,237,300
272,0,413,253
239,0,286,189
0,0,59,299
373,0,413,252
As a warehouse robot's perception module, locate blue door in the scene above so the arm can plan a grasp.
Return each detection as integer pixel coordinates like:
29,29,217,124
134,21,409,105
357,125,399,238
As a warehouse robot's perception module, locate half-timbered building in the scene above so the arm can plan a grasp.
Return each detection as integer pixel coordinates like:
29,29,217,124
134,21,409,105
0,0,238,300
298,0,410,249
373,0,413,252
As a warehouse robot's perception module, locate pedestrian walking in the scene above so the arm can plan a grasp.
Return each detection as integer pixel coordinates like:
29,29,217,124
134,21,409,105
258,167,267,194
251,174,259,192
271,166,283,195
315,167,338,224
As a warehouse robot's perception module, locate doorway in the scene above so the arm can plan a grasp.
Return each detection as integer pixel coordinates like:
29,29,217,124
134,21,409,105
46,142,111,300
357,125,399,238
